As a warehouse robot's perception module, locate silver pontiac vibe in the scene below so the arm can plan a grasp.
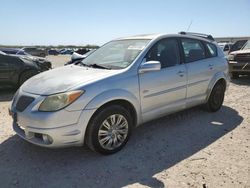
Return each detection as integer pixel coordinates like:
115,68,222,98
10,32,229,154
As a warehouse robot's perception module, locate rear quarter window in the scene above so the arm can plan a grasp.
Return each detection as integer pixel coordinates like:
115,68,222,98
205,43,217,57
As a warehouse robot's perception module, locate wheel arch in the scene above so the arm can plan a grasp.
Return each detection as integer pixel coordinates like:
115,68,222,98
85,89,142,127
206,72,228,102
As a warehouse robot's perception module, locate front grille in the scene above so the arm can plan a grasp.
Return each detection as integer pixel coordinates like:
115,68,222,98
235,53,250,62
16,96,35,112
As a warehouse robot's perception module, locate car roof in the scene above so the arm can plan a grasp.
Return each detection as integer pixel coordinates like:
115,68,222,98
115,33,214,43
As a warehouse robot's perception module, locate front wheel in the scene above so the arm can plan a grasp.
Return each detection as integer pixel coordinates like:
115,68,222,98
85,105,132,155
205,82,225,112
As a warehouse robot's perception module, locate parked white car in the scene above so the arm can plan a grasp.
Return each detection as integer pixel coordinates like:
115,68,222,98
10,32,229,154
218,42,232,55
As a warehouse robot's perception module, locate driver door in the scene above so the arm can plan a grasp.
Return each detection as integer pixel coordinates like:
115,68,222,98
139,38,187,123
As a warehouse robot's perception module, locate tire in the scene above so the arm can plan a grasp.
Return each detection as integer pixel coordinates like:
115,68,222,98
205,82,225,112
85,105,133,155
19,70,38,86
231,73,239,79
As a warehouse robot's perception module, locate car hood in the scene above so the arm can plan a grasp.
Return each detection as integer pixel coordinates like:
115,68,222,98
21,65,120,95
230,49,250,55
10,54,45,61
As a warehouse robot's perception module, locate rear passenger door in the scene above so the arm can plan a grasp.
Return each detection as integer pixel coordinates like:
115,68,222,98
180,38,217,106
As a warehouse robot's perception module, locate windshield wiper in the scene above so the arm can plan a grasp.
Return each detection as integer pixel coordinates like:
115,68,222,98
79,62,111,69
88,63,111,69
79,62,89,67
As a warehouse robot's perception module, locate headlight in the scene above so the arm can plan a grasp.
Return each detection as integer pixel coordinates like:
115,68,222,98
39,90,84,111
227,54,235,61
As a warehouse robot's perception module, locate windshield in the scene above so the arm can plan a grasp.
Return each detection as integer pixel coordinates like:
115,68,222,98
230,40,247,52
242,40,250,50
81,39,150,69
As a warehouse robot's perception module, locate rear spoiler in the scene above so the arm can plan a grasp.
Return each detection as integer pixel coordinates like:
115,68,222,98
179,31,215,41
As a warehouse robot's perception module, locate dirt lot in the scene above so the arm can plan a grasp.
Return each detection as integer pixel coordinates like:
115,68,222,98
0,56,249,188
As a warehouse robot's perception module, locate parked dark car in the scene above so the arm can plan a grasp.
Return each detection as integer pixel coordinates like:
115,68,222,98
59,49,74,55
22,47,47,57
0,51,51,88
229,40,248,53
0,48,30,56
228,40,250,78
48,49,59,55
75,48,89,55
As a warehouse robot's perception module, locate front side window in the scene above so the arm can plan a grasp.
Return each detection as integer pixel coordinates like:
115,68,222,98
146,38,180,68
81,39,150,69
181,39,205,63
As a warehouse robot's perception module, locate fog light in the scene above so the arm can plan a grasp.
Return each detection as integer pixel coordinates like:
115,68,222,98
42,134,53,144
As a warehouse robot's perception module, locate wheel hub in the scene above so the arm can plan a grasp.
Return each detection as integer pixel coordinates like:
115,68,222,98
98,114,129,150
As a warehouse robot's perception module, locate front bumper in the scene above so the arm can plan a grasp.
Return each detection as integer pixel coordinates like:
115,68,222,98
229,61,250,74
10,89,96,148
13,120,81,147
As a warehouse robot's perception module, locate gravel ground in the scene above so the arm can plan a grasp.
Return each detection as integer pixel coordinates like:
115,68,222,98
0,57,249,188
46,55,71,68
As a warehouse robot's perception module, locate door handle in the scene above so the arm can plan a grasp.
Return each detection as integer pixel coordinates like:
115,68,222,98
177,70,185,77
208,64,214,70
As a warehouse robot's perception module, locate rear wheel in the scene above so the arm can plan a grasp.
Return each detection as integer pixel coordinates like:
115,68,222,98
85,105,132,155
19,70,37,86
205,82,225,112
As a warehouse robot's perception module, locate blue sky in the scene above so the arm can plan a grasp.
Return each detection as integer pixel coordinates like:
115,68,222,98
0,0,250,45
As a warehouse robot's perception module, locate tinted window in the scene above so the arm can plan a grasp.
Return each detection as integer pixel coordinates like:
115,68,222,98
181,39,205,63
146,38,180,68
206,43,217,57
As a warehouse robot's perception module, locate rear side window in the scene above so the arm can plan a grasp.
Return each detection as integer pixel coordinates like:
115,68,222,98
181,39,205,63
206,43,217,57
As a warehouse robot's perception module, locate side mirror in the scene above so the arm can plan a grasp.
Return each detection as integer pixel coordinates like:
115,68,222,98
139,60,161,73
71,52,86,61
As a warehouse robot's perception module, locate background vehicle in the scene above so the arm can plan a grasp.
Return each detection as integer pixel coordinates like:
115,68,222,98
48,49,59,55
0,48,30,56
218,42,232,55
59,49,74,55
22,47,47,57
229,40,248,53
0,48,52,68
75,48,90,55
0,51,51,87
228,40,250,78
10,32,229,155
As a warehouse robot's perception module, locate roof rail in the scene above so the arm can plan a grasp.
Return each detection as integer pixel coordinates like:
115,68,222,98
179,31,215,41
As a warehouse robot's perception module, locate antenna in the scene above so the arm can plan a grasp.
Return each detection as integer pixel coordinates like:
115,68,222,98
186,20,193,32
